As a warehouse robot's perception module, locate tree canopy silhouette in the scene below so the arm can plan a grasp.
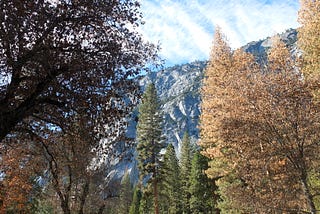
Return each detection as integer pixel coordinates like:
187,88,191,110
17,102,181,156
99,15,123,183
0,0,158,143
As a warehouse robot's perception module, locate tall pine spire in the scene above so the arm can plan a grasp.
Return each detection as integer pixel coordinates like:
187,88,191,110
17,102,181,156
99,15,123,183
136,83,164,214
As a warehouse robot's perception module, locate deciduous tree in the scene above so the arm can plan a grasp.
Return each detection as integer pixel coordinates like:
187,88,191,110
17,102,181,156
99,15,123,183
34,116,105,214
200,30,320,213
0,143,39,213
0,0,158,143
298,0,320,79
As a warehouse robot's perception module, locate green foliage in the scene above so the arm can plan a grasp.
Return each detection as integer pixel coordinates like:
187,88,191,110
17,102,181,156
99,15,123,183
308,170,320,210
189,151,218,214
213,173,245,214
31,199,54,214
129,187,142,214
180,132,193,213
118,172,133,214
136,83,165,214
159,144,182,213
136,83,164,180
139,192,154,214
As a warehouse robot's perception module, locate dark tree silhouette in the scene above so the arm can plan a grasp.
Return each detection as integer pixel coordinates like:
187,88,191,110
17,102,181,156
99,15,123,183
0,0,158,143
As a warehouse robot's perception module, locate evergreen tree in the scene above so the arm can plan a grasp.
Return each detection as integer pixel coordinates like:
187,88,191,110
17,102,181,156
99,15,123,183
139,190,154,214
118,172,133,214
199,27,256,213
160,144,182,213
189,151,217,214
179,132,193,213
136,83,165,214
129,187,142,214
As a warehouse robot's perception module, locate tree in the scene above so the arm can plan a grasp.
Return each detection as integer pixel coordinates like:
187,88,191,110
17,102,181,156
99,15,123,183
159,144,181,213
0,140,44,213
0,146,33,213
228,36,320,213
139,190,154,214
189,151,217,214
199,27,251,213
34,116,107,214
298,12,320,204
118,172,133,214
129,187,142,214
179,132,193,213
0,0,158,143
136,83,165,214
298,0,320,79
200,30,320,213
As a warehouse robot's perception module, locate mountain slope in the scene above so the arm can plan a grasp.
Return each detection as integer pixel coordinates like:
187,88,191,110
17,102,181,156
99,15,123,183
105,28,298,188
139,61,206,155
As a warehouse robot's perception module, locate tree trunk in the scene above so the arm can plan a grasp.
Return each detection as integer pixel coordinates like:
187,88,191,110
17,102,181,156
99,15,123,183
61,198,71,214
78,181,90,214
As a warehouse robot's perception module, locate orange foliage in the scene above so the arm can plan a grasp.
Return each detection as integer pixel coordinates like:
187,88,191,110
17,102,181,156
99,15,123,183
200,28,320,213
0,145,33,213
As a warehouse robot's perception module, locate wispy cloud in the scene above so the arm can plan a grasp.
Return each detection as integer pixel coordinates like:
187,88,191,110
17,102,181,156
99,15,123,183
140,0,300,65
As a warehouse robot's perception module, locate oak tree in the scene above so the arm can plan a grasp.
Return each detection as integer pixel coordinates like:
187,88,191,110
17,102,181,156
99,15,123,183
298,0,320,79
33,116,109,214
0,142,40,213
0,0,158,144
200,30,320,213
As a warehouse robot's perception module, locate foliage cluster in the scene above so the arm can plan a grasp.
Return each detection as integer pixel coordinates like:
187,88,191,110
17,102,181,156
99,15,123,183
200,1,320,213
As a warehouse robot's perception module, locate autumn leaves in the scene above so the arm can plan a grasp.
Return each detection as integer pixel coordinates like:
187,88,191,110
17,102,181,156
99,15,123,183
199,1,320,213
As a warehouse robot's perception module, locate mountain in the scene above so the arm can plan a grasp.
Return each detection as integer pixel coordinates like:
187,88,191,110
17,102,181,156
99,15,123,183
139,61,206,154
137,28,298,156
104,28,298,189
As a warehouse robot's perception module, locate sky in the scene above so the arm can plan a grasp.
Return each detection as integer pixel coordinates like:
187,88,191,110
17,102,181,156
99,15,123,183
140,0,300,66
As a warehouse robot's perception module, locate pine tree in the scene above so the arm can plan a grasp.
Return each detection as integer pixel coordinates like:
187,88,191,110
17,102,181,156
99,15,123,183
118,172,133,214
139,190,154,214
129,187,142,214
179,132,193,213
199,27,237,213
199,27,256,213
136,83,165,214
160,144,181,213
189,151,217,214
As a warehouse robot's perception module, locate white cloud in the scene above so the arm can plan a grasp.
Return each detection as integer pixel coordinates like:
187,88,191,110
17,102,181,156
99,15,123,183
140,0,300,65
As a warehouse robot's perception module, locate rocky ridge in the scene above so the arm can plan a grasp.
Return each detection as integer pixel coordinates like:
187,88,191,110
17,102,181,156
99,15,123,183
105,28,298,186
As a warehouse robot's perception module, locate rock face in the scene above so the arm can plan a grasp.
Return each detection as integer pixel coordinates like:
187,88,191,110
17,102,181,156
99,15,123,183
242,28,297,62
138,28,298,155
139,61,206,155
105,28,298,187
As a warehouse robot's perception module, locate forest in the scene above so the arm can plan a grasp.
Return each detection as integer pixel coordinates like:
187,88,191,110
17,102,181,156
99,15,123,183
0,0,320,213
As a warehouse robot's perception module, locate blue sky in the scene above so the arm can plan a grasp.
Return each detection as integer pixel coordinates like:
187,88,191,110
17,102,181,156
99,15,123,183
140,0,300,66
